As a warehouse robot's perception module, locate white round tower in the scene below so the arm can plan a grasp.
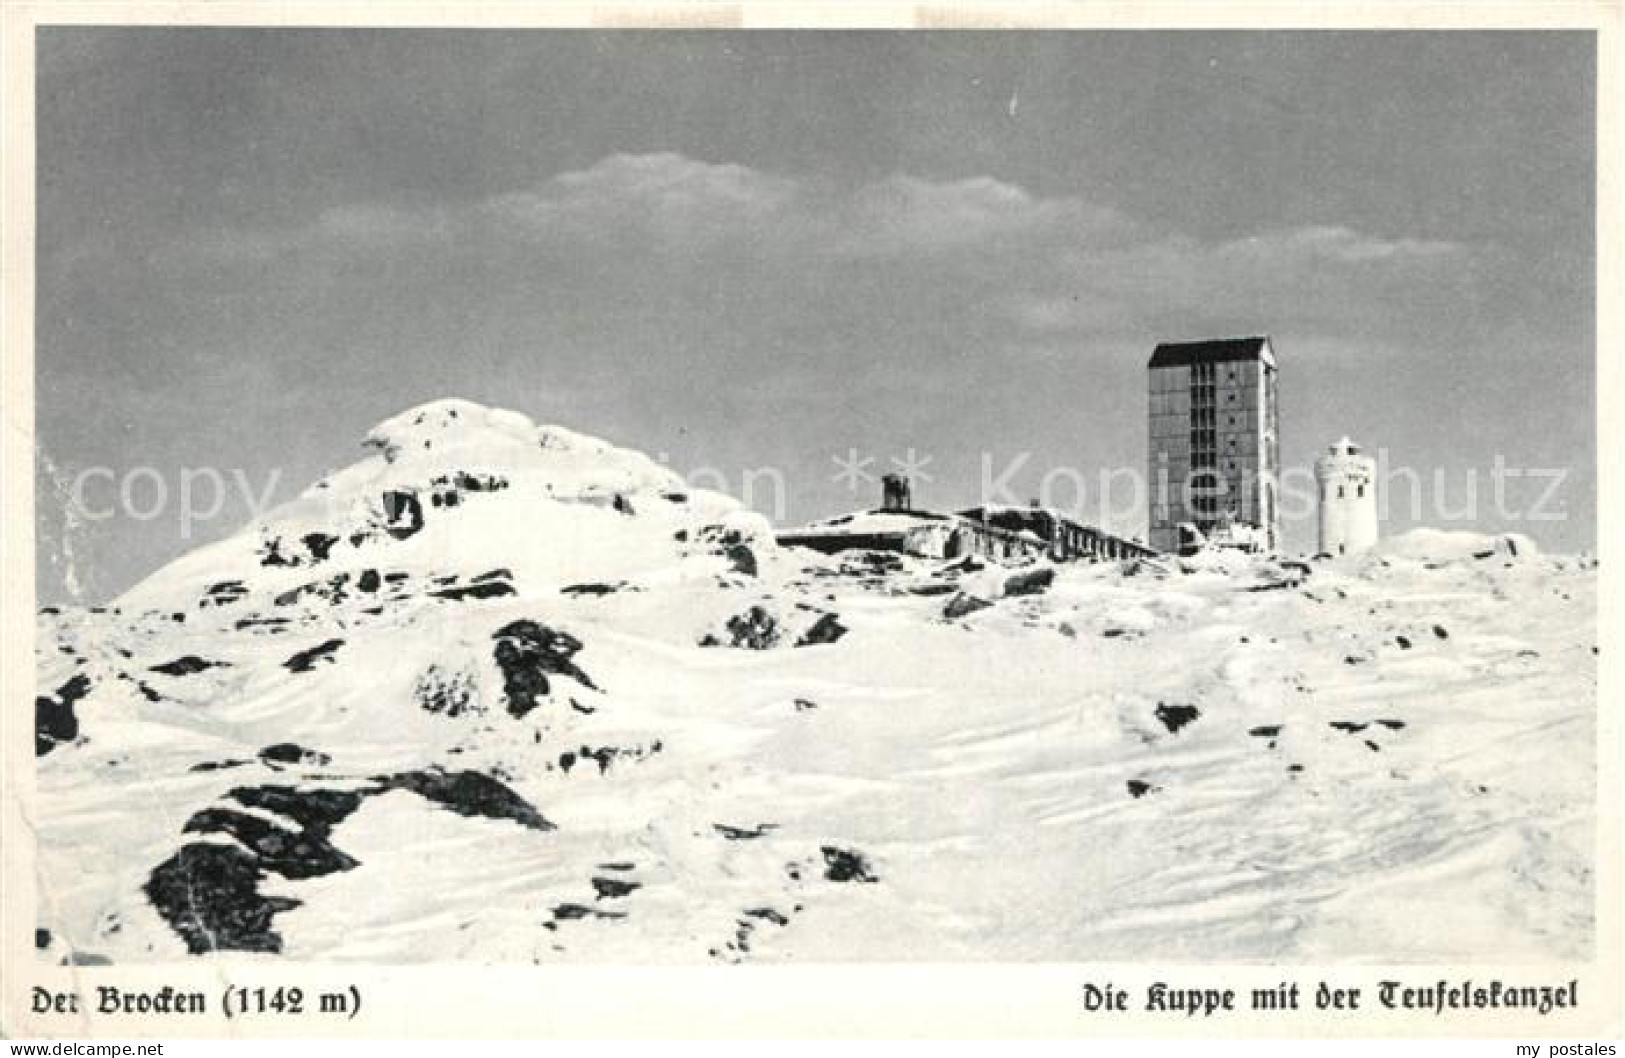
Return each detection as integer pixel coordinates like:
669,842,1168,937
1315,437,1378,556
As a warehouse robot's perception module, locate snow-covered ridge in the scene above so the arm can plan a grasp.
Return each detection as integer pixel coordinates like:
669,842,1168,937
114,399,763,615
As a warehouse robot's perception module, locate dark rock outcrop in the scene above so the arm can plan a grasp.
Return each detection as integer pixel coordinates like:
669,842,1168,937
430,576,517,602
235,615,290,633
1153,702,1200,734
381,490,424,540
795,613,848,647
714,822,778,841
380,769,554,832
942,593,993,620
820,846,878,883
258,743,332,769
551,902,625,923
591,876,641,900
36,673,91,756
558,741,662,776
149,656,224,677
1003,568,1055,597
200,581,248,607
415,665,477,717
694,525,761,578
147,771,551,954
562,582,621,597
301,533,339,562
283,639,344,673
228,784,368,833
258,536,298,567
491,620,596,718
182,806,358,879
188,758,252,773
144,843,300,954
701,606,781,650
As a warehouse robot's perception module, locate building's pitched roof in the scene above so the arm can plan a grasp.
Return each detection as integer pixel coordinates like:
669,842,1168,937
1148,336,1273,369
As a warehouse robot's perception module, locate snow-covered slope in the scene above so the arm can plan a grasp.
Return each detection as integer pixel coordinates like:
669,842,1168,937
33,401,1597,963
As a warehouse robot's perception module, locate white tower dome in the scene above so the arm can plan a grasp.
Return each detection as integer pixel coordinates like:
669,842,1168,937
1315,436,1378,556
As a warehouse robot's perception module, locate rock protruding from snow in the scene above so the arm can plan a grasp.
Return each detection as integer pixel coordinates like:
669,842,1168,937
145,770,553,954
491,620,596,718
35,674,90,756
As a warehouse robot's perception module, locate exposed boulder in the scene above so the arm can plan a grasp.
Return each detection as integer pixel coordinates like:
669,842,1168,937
795,612,848,647
550,902,625,923
227,784,368,833
144,843,300,954
188,758,252,773
431,571,517,602
283,639,344,673
301,532,339,562
591,876,641,900
561,582,626,597
182,806,358,879
147,771,552,954
258,743,333,769
36,673,91,756
714,822,778,841
1003,568,1055,597
380,490,424,540
1154,702,1200,734
380,769,554,832
942,593,993,620
821,846,878,883
415,664,478,717
149,656,225,677
200,580,249,606
701,606,781,650
558,741,662,776
692,516,773,578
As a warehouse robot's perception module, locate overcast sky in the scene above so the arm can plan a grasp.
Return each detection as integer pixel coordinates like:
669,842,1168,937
35,29,1596,603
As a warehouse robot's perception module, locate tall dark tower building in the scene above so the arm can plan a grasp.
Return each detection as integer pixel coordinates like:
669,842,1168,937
1147,336,1280,553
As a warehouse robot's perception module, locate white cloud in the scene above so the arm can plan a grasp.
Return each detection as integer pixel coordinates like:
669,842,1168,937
828,173,1127,256
481,152,800,249
167,151,1474,350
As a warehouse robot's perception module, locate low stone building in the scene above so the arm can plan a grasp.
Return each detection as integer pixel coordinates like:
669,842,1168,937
777,479,1154,563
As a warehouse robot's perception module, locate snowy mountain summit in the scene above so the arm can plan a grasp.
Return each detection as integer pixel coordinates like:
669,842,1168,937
35,401,1597,964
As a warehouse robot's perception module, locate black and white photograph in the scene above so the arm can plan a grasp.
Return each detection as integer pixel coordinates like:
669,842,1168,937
3,3,1619,1042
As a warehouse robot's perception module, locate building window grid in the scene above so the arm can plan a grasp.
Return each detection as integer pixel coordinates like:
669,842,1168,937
1188,362,1222,525
1189,372,1216,468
